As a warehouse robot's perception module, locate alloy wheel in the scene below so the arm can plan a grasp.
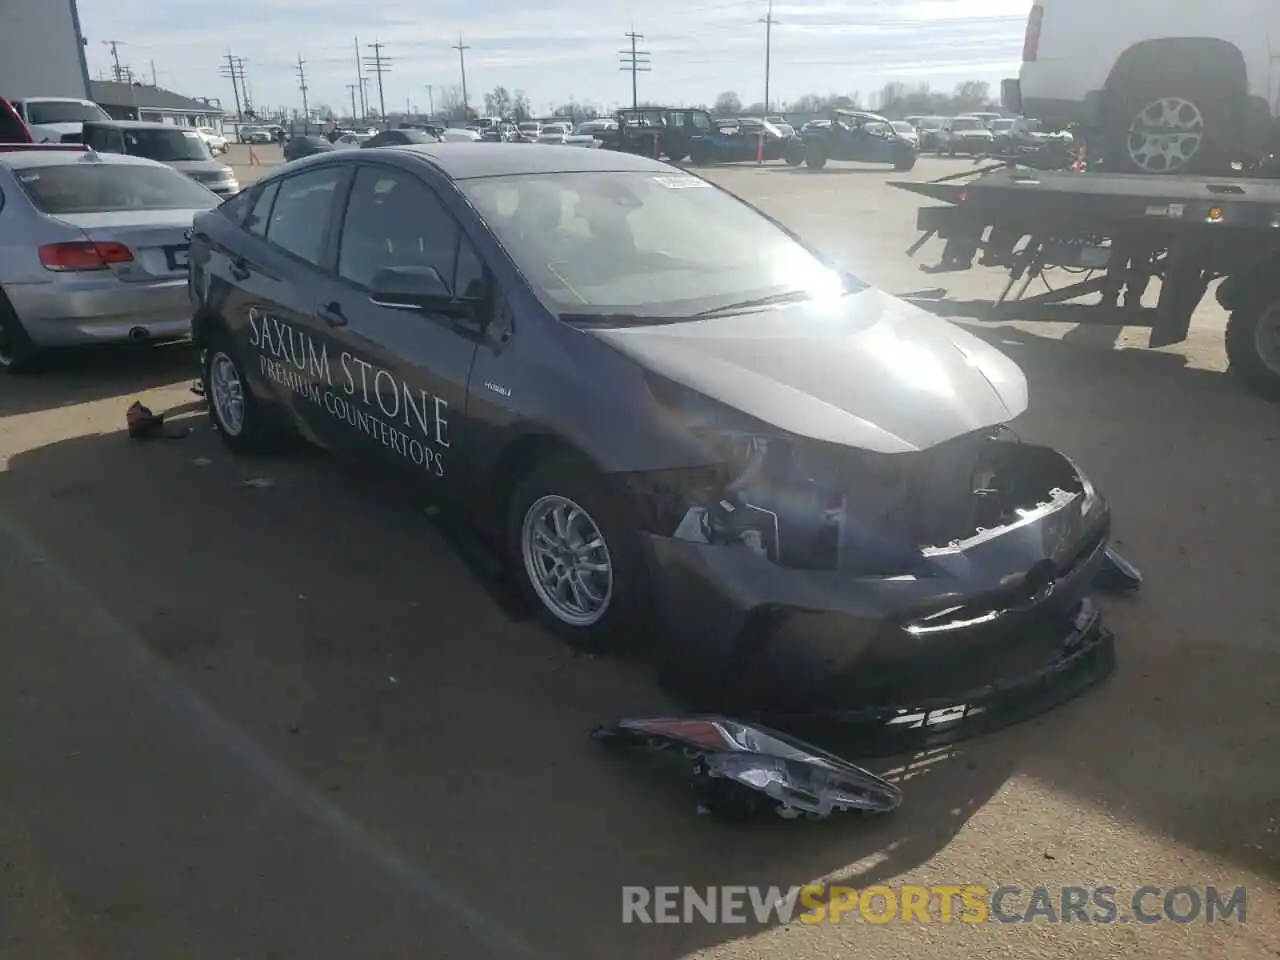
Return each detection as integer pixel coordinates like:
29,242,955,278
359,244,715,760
208,351,246,436
1127,97,1204,173
520,495,614,627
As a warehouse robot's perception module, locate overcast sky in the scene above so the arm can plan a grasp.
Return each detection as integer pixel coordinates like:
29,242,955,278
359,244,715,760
78,0,1030,114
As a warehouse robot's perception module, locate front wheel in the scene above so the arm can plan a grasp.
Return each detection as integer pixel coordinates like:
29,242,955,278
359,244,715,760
507,455,652,652
893,151,917,172
805,147,828,169
784,143,804,165
1225,300,1280,401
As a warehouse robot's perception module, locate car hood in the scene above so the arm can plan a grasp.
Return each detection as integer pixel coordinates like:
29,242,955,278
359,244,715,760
584,287,1028,454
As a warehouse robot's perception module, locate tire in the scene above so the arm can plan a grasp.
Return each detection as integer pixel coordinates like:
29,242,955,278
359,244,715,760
666,150,687,163
688,145,712,166
201,328,283,452
506,454,652,652
1102,65,1238,175
0,287,39,374
893,151,917,172
1225,299,1280,401
784,145,803,166
805,147,828,169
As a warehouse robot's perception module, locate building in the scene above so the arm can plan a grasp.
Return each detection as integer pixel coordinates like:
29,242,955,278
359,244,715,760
0,0,91,100
89,81,225,130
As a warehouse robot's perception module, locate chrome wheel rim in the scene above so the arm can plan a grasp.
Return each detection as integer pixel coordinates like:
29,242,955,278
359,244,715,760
521,495,613,627
1127,97,1204,173
1253,304,1280,376
209,351,246,436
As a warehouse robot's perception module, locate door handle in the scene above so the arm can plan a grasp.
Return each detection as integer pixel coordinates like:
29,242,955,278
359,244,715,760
228,257,250,281
317,301,347,327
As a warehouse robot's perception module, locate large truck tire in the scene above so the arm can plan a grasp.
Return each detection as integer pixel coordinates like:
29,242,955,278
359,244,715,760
1225,299,1280,401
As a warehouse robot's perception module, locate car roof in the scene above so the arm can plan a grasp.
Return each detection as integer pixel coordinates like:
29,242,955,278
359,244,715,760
13,96,95,104
380,142,675,179
0,149,171,171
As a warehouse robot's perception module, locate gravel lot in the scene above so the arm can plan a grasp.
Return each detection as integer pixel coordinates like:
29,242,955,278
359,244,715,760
1,143,1277,959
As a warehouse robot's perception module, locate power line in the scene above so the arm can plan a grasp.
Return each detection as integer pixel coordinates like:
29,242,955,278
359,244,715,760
760,0,778,114
619,31,651,110
452,38,471,117
363,41,391,122
296,54,310,134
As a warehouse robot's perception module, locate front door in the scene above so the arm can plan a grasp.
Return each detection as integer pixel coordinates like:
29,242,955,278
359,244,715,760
310,162,482,498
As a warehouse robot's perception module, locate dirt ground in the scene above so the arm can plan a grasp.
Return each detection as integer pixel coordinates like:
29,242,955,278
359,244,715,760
0,145,1276,959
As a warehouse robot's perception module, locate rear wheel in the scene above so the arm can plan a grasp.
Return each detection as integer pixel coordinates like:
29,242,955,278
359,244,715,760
0,288,39,374
688,144,712,166
893,150,917,172
1225,299,1280,401
1103,65,1238,174
201,328,283,452
805,146,828,169
784,143,804,165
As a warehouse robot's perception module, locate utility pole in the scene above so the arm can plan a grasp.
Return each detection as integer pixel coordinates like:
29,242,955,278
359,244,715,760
759,0,778,114
220,53,247,119
425,84,434,118
103,41,125,81
346,83,359,123
295,54,310,134
150,59,158,86
619,31,650,110
363,41,390,125
352,36,366,118
452,38,470,118
360,78,370,119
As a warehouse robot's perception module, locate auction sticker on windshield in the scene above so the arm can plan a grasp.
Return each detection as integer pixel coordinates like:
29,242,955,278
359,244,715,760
652,175,710,189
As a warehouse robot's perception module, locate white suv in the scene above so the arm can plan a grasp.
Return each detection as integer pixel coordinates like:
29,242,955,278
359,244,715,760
1003,0,1278,174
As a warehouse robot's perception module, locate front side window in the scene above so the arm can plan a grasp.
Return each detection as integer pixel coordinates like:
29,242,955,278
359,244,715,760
461,171,846,319
264,167,343,266
14,163,218,214
337,166,458,290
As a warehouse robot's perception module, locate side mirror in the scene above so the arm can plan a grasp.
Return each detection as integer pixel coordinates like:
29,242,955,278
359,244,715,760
368,265,455,313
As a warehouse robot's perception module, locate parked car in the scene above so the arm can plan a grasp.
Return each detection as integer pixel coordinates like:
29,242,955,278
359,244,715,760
0,149,219,371
361,128,441,148
935,116,996,156
80,121,240,198
197,126,229,154
889,120,920,147
239,127,273,144
906,115,946,151
440,127,483,142
0,97,33,143
967,111,1005,127
186,144,1114,729
535,123,570,144
1003,0,1269,173
8,97,110,144
792,109,917,170
284,135,336,161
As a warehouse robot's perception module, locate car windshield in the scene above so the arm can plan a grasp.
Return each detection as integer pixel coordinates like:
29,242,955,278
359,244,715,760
891,121,915,134
990,119,1015,132
952,118,983,131
122,128,211,161
25,101,109,125
14,163,219,214
460,171,850,320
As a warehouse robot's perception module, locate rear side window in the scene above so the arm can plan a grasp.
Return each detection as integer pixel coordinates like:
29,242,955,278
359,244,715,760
336,166,458,289
245,181,278,237
264,167,344,265
13,163,219,214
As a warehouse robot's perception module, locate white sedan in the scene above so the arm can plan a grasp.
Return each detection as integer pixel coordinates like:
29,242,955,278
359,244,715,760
196,127,228,154
439,128,482,142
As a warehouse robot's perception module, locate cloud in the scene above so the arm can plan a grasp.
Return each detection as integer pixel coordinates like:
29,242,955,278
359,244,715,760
77,0,1027,111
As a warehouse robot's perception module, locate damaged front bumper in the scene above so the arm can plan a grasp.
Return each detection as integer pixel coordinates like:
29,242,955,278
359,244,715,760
640,469,1116,754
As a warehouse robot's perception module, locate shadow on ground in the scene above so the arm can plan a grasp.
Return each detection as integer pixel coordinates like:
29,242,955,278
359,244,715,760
0,341,197,418
0,413,1022,958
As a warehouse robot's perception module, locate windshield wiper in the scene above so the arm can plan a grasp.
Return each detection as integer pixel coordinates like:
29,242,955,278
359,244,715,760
558,312,688,328
693,289,820,317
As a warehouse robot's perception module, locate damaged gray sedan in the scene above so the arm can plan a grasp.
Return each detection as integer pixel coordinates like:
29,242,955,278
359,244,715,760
190,145,1121,753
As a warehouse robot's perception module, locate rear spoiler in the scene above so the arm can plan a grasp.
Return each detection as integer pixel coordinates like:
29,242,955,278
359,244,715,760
0,143,89,153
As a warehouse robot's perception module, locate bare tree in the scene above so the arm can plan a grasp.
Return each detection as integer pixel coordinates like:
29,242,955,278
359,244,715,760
484,85,512,118
714,91,742,115
512,90,532,121
437,85,465,120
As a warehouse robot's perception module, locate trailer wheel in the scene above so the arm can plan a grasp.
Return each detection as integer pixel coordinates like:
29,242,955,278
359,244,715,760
1103,67,1237,174
1225,300,1280,401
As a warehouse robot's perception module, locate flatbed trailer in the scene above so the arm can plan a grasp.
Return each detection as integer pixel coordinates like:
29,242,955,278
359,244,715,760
889,163,1280,401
